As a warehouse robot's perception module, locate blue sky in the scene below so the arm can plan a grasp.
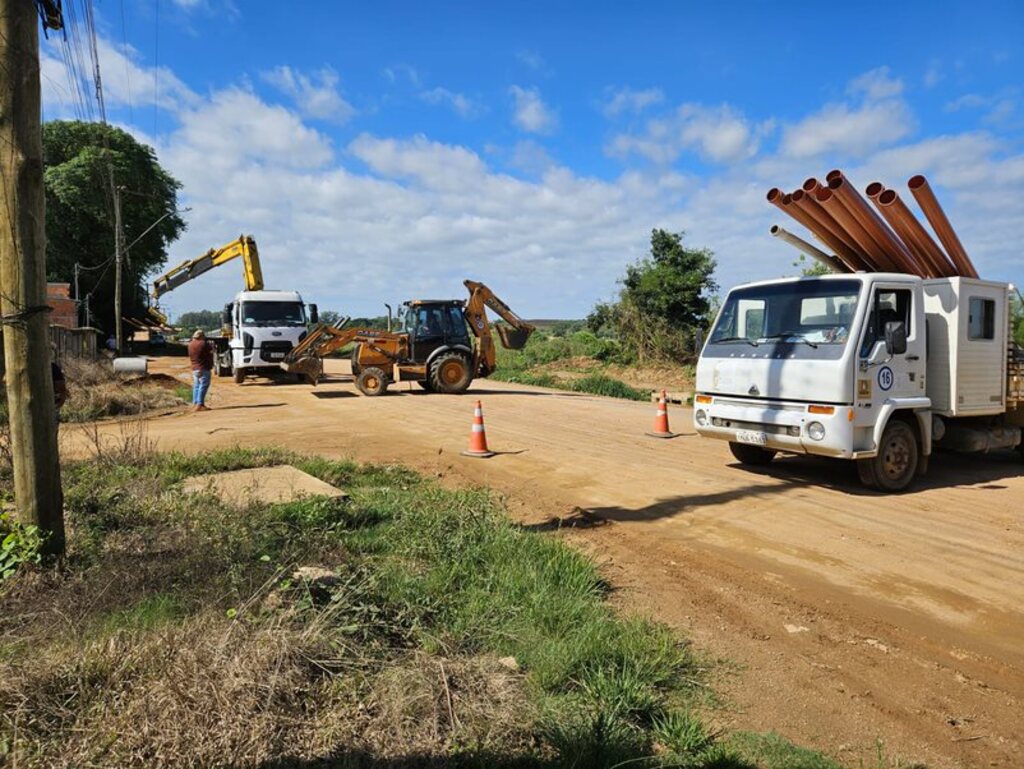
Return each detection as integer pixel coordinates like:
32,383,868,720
41,0,1024,318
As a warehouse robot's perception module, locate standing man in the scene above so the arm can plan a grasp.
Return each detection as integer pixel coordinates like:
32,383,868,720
187,329,214,411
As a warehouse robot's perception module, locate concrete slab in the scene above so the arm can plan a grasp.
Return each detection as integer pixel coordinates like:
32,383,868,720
182,465,345,506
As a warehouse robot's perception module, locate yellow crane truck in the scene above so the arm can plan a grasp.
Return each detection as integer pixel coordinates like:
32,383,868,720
283,280,534,395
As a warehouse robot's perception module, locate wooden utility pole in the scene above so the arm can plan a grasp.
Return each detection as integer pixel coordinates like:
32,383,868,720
113,184,124,353
0,0,65,556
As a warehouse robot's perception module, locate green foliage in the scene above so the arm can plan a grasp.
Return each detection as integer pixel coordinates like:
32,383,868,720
793,254,832,277
43,120,185,332
0,513,44,581
175,309,223,331
592,230,718,363
1011,291,1024,347
724,732,842,769
569,374,648,401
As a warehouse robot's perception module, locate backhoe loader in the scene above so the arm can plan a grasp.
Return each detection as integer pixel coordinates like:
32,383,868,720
283,280,534,395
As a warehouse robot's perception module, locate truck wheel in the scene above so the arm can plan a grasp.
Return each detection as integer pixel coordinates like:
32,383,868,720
233,367,246,384
859,420,918,492
429,352,472,394
350,344,362,376
356,367,388,396
217,354,232,378
728,441,777,466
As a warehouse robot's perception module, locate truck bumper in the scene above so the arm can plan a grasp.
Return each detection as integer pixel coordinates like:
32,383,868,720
692,395,856,458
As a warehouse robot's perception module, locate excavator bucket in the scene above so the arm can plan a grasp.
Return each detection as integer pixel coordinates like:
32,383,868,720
281,355,323,386
496,324,533,350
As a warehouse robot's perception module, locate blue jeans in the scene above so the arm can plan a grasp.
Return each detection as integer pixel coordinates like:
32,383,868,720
192,369,211,405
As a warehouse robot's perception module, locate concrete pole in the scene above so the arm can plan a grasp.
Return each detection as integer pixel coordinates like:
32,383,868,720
0,0,65,556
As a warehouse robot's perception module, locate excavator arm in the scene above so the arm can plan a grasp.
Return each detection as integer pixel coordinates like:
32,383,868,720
283,325,399,385
148,235,263,325
463,279,535,376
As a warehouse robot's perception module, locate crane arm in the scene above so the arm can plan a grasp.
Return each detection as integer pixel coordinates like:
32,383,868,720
463,279,535,376
148,235,263,324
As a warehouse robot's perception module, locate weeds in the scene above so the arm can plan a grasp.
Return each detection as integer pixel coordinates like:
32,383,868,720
0,513,43,581
0,448,837,767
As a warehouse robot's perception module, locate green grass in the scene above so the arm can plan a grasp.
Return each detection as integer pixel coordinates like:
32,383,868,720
0,447,841,767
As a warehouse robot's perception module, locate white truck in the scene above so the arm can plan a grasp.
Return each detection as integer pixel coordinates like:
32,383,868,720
217,289,318,383
693,272,1024,491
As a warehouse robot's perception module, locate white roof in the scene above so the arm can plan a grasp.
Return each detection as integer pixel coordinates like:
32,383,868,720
235,289,303,302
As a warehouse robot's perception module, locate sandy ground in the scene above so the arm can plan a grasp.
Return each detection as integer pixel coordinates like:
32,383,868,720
68,355,1024,768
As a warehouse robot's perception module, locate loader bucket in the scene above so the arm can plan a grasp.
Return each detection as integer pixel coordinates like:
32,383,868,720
281,356,323,386
496,325,533,350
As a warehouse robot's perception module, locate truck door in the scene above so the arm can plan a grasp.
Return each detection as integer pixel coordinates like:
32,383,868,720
857,283,926,406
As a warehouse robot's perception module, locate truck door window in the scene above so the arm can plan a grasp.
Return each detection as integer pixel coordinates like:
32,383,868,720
861,288,911,357
736,299,766,339
967,297,995,340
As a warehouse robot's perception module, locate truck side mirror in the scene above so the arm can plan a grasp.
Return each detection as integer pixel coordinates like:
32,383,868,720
884,320,907,356
222,303,232,326
309,304,318,325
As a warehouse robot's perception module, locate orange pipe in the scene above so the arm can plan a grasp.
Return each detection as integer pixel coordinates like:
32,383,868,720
769,188,865,271
875,188,957,278
790,188,864,264
815,186,887,271
907,175,979,278
828,173,922,276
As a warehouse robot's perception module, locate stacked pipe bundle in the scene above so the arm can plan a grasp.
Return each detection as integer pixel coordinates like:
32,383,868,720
768,171,979,279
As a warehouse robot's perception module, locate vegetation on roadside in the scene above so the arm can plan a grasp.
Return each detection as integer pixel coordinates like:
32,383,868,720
0,444,835,767
58,357,186,422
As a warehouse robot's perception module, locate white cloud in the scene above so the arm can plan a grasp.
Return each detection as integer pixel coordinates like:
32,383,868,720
608,104,765,164
262,66,355,123
847,66,903,101
382,64,420,86
419,87,479,118
516,50,544,70
924,60,943,88
945,92,1017,126
603,87,664,117
778,99,914,159
509,85,557,134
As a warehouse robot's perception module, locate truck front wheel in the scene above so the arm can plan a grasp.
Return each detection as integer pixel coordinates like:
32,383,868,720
858,420,918,492
233,367,246,384
729,442,777,466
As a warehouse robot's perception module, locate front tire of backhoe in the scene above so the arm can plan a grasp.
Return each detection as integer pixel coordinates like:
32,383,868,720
858,419,918,492
356,367,388,396
429,352,472,394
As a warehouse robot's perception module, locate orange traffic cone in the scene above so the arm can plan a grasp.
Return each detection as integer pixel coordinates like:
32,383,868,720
646,390,678,439
462,400,496,458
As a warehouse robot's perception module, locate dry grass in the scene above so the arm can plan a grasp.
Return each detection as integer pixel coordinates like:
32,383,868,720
60,357,186,422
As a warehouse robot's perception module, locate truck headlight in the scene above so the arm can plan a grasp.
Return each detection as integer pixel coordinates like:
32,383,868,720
807,421,826,441
695,409,707,426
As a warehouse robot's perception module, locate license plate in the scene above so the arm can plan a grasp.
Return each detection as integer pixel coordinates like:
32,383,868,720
736,429,768,446
266,352,284,360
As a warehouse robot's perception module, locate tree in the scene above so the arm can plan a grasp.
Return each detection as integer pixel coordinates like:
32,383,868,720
43,121,185,331
176,310,223,332
592,230,717,362
793,254,831,277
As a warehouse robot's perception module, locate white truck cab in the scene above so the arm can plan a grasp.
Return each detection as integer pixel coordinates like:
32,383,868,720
217,289,318,383
694,273,1024,490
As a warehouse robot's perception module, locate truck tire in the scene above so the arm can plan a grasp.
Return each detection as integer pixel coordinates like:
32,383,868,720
728,441,777,466
217,353,232,378
355,367,388,396
416,379,435,392
429,351,472,394
233,367,246,384
857,419,918,492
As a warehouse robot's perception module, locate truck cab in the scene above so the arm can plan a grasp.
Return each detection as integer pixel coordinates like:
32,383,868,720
694,273,1021,491
218,289,318,383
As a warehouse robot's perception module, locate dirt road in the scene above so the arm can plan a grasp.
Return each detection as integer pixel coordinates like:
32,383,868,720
76,356,1024,768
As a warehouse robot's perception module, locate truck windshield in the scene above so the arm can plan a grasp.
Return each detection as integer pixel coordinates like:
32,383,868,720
241,301,306,327
705,280,861,358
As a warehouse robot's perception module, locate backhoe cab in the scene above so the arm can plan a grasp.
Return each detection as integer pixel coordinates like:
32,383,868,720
283,280,534,396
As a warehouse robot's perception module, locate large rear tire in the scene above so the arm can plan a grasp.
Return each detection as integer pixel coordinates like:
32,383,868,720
858,419,918,492
429,351,472,394
356,367,388,397
728,441,777,466
416,380,435,392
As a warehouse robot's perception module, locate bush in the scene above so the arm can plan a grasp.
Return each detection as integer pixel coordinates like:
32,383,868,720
569,374,648,401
